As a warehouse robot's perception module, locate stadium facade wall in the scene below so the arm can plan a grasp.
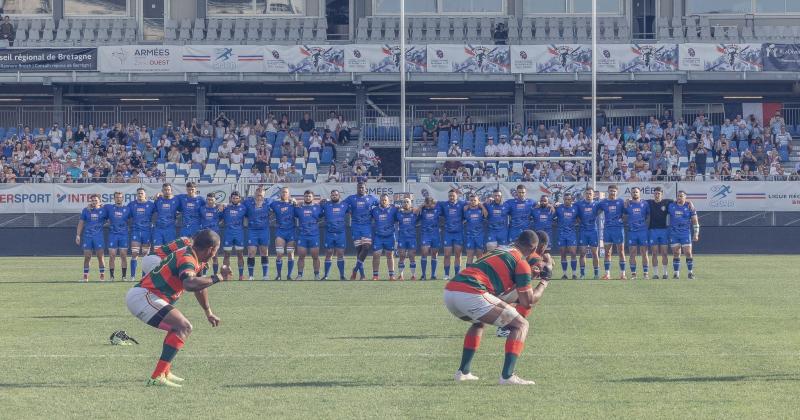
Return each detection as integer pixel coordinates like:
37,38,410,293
2,226,797,256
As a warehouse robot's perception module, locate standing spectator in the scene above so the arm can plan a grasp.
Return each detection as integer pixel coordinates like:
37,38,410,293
325,111,340,136
436,113,451,139
0,16,15,46
463,116,475,136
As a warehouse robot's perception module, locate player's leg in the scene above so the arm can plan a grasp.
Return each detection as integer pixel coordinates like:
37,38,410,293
130,239,141,279
616,240,627,279
386,243,396,280
285,239,296,280
649,243,659,278
568,245,577,279
602,242,613,279
323,246,334,280
247,245,258,280
371,244,382,281
119,246,129,281
148,307,193,385
442,244,453,280
453,243,463,275
671,242,682,278
420,244,430,280
108,247,118,281
407,248,417,280
476,302,531,384
430,247,440,280
96,248,106,281
397,248,407,279
259,244,269,280
559,245,568,279
456,322,484,380
81,247,92,281
683,244,695,279
296,244,307,280
235,246,245,281
274,237,286,280
659,244,669,279
628,240,637,279
335,247,346,280
310,246,321,280
578,245,587,279
639,244,649,279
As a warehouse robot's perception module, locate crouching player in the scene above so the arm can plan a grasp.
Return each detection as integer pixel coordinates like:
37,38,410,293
444,230,549,385
125,229,231,387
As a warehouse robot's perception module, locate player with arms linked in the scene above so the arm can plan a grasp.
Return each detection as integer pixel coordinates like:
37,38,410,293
395,196,419,280
597,185,627,280
125,229,232,387
647,186,672,279
294,190,323,280
463,194,488,265
484,189,509,252
575,187,600,279
319,190,349,281
129,187,155,279
199,192,223,275
669,191,700,279
371,193,399,280
554,193,579,279
624,187,650,279
346,183,378,280
76,194,107,282
244,186,271,280
437,189,466,281
271,187,298,280
105,191,132,281
417,196,441,280
152,183,179,247
221,191,247,280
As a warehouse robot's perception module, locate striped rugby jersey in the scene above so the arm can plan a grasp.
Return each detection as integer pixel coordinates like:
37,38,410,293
446,248,532,296
137,245,205,304
153,237,193,259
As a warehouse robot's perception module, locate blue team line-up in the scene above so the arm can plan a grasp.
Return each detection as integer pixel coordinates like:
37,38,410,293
75,181,701,282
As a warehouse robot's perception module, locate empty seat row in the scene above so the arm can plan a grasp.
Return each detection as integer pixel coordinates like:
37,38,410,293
166,17,327,44
14,18,137,47
658,16,800,42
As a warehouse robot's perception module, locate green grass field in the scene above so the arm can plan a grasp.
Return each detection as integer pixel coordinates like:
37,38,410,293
2,255,800,419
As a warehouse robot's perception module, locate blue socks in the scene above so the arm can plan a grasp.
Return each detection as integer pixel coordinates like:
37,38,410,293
247,257,255,277
130,258,138,278
276,259,283,277
570,259,577,273
561,260,568,273
431,258,438,278
261,257,269,278
673,258,680,273
687,258,694,272
337,258,345,278
287,259,294,277
324,259,332,277
604,261,611,272
421,257,428,277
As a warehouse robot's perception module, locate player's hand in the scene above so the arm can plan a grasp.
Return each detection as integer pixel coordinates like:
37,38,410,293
693,234,699,242
219,265,233,281
75,234,81,245
206,312,221,327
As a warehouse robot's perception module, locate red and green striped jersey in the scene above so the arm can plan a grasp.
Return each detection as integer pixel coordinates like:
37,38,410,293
446,248,532,296
153,237,193,259
138,246,204,304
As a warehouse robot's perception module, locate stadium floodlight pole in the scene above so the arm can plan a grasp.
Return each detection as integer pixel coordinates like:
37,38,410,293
591,0,598,191
400,0,407,193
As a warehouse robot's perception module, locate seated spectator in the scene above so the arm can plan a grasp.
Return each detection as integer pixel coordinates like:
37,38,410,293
280,141,294,160
247,166,262,183
295,141,307,160
230,147,244,164
264,166,279,183
496,135,511,156
278,156,292,172
180,147,192,163
431,168,444,182
325,111,340,136
447,141,461,157
277,114,291,132
0,16,15,46
422,112,437,144
326,164,340,182
336,113,351,144
308,130,323,152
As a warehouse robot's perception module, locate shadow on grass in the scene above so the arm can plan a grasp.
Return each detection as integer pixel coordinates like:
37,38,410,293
225,380,373,388
612,374,800,383
329,335,457,340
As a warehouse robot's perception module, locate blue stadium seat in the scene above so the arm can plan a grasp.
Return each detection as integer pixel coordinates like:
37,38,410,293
320,147,334,164
267,132,277,144
275,131,286,146
487,126,498,140
388,126,400,140
549,151,561,157
413,125,423,139
738,140,750,153
364,126,376,139
451,129,460,142
499,126,510,138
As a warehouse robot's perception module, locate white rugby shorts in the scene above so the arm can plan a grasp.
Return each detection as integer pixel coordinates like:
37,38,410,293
443,290,518,327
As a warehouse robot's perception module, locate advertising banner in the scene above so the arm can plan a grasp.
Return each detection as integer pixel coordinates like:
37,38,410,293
343,44,426,72
597,43,678,72
98,45,182,73
181,45,265,73
426,44,510,73
0,48,97,71
528,44,591,73
761,43,800,71
679,182,800,211
264,45,344,73
679,43,762,71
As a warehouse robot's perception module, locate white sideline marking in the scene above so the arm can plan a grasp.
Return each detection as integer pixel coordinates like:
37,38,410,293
3,352,800,359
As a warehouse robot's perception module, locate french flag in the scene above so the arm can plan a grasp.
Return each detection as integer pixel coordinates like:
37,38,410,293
724,102,782,127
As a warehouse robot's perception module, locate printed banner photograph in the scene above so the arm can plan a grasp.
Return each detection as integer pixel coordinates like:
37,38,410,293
0,48,97,71
529,44,591,73
679,44,762,72
343,44,426,72
427,44,510,73
762,43,800,71
181,45,264,73
597,44,678,73
264,45,344,73
98,45,182,73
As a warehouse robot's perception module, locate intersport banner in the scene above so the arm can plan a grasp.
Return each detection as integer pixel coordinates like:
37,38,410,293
342,44,426,72
597,43,678,72
527,44,591,73
181,45,265,73
679,43,762,71
762,43,800,71
678,182,800,211
0,183,235,213
0,48,97,71
264,45,344,73
98,45,182,73
426,44,510,73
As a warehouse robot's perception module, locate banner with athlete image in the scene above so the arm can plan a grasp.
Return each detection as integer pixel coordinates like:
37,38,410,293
264,45,344,73
407,182,499,206
181,45,264,73
98,45,183,73
679,43,762,72
258,183,403,203
678,181,800,211
426,44,510,73
597,44,678,73
761,43,800,71
529,44,591,73
343,44,426,73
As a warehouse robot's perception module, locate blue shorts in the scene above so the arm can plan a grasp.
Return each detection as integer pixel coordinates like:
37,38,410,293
421,233,441,249
464,233,485,250
627,230,649,247
443,232,463,247
82,232,104,251
508,227,526,243
275,228,296,243
397,236,417,250
351,224,372,241
603,226,624,245
648,229,669,246
670,231,692,246
152,227,176,246
223,228,245,249
180,225,200,237
578,229,598,247
325,231,347,249
558,231,577,247
487,229,509,245
247,228,270,247
131,228,152,245
372,234,396,251
107,232,129,249
296,235,320,249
